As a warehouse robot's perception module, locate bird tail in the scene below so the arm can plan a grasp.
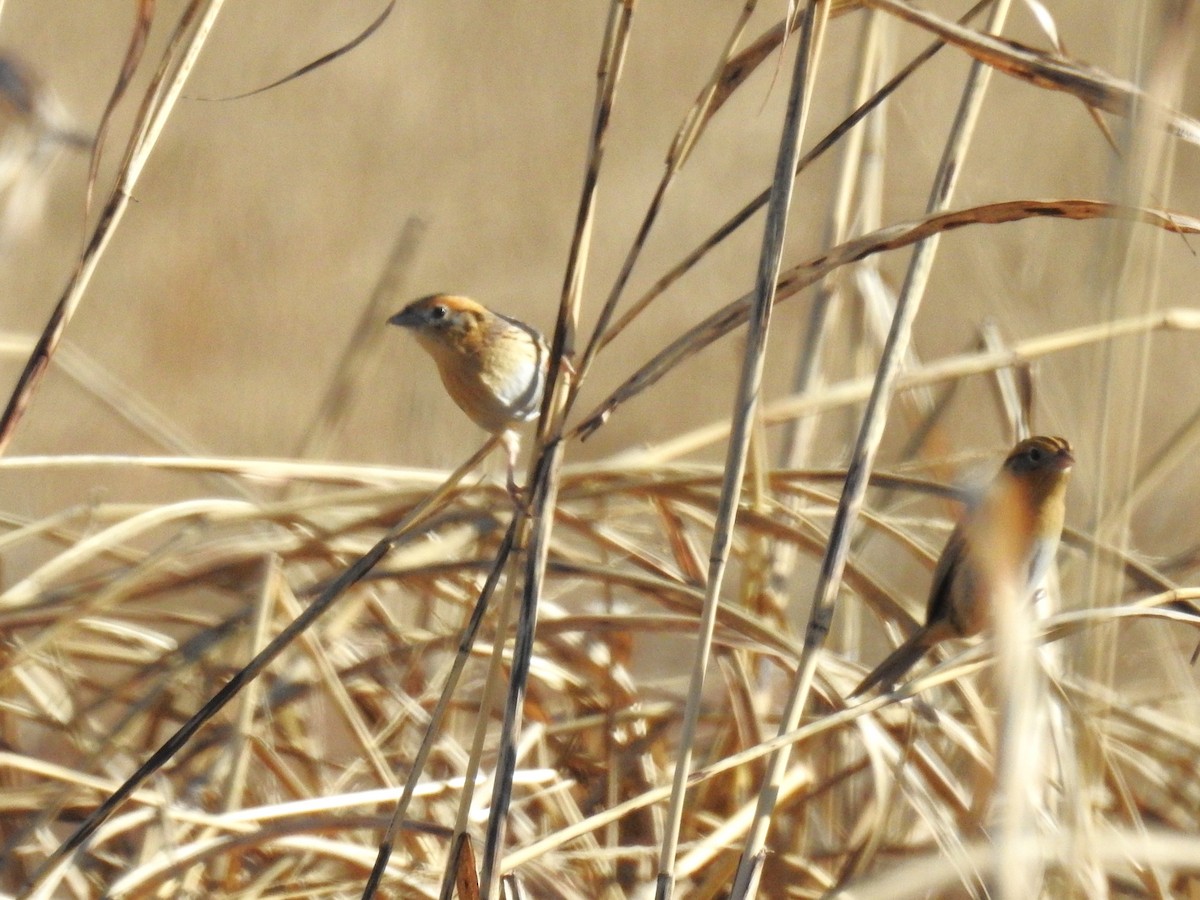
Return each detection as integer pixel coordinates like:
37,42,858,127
849,629,933,698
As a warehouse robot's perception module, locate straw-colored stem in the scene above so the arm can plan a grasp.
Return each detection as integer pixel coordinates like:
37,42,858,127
477,4,635,896
575,200,1200,441
731,2,1014,893
655,5,818,895
570,1,759,400
23,436,497,898
0,0,228,455
360,520,515,900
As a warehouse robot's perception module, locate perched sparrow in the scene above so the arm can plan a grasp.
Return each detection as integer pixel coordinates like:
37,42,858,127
388,294,547,500
851,435,1074,697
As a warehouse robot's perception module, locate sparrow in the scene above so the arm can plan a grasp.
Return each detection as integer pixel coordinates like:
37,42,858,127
388,294,547,501
850,435,1074,698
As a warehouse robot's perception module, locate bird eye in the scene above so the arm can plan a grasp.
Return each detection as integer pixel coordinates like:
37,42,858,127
1027,446,1043,463
430,305,448,321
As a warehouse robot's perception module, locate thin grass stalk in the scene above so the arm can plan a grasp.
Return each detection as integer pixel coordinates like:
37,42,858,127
760,306,1200,433
0,452,449,486
831,22,895,856
570,0,757,400
978,320,1029,440
208,2,395,103
211,555,281,890
848,30,948,465
591,0,993,359
477,4,634,896
768,8,887,607
470,599,1200,876
675,765,811,883
594,497,624,875
23,437,498,899
497,603,1198,878
0,537,214,741
505,680,927,873
777,9,880,468
106,814,426,899
83,0,155,220
437,550,521,900
846,268,956,554
361,520,516,899
730,2,1013,893
991,503,1043,899
829,828,1200,899
0,0,227,455
653,6,818,895
479,508,553,897
275,583,398,787
860,0,1200,144
575,200,1200,442
0,609,252,867
1073,6,1199,893
0,497,254,612
854,268,940,447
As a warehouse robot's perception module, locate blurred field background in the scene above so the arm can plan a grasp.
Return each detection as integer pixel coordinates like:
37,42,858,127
0,1,1199,897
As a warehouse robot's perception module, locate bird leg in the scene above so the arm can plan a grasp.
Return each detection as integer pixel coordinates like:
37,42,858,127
500,430,525,506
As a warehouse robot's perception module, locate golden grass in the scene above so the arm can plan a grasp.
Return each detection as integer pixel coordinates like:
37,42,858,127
2,2,1200,898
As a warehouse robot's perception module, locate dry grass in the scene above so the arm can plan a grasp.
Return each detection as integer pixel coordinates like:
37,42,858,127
1,2,1200,898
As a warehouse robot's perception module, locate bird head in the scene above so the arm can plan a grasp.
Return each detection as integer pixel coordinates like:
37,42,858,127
1003,435,1074,500
388,294,489,356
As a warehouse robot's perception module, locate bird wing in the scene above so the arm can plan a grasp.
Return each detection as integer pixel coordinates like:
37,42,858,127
924,521,966,632
849,628,933,697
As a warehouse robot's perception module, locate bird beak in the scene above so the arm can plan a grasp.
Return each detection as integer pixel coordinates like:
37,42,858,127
388,309,417,329
1054,447,1075,471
